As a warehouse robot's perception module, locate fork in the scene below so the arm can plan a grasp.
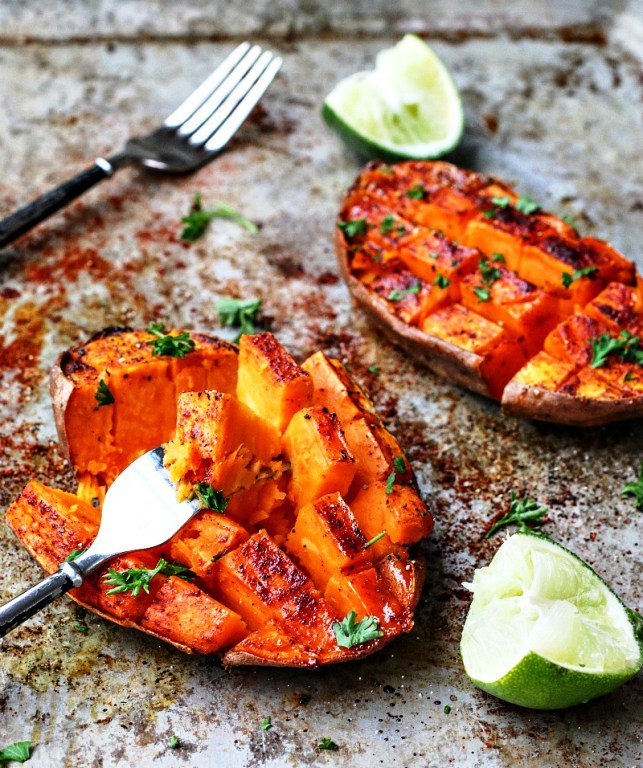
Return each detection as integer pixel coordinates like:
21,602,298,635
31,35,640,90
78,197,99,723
0,42,282,249
0,447,201,637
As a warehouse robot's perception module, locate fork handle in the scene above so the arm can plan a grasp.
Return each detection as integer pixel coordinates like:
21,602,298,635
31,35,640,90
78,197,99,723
0,563,83,638
0,158,115,249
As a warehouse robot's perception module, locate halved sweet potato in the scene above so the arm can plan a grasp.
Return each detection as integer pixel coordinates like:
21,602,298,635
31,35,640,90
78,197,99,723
337,160,642,425
8,330,432,666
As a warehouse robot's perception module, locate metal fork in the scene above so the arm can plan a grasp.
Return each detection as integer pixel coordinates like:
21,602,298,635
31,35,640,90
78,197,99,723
0,447,201,637
0,42,282,249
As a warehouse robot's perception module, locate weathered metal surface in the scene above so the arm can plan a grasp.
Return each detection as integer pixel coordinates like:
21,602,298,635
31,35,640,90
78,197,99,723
0,4,641,766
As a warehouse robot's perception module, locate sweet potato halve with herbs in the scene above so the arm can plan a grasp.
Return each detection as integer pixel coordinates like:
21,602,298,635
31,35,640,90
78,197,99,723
7,328,432,667
337,160,643,426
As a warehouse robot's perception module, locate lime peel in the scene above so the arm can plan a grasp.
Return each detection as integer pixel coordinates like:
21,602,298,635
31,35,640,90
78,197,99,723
323,35,464,162
461,533,642,710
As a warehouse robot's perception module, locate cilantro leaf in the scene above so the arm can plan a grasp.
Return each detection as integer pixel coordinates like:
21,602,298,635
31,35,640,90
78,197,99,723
169,736,180,749
337,219,367,239
380,214,395,234
146,323,195,359
318,738,339,751
622,464,643,511
393,456,406,473
385,470,396,494
387,283,421,302
260,717,272,731
491,253,506,263
0,742,33,763
478,258,502,286
191,483,229,512
590,330,643,369
433,274,451,289
216,297,262,341
94,379,114,407
407,183,425,200
515,195,541,214
485,493,549,538
181,193,257,241
561,266,598,288
473,286,491,303
103,558,194,597
332,611,383,648
490,196,511,208
65,548,86,562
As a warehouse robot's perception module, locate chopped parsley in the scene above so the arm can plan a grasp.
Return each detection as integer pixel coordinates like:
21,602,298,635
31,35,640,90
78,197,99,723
491,253,506,263
146,323,195,359
191,483,230,512
210,549,229,563
387,283,421,302
407,183,425,200
103,558,194,597
337,218,368,239
318,738,339,751
65,548,87,562
367,365,380,375
590,330,643,369
393,456,406,473
380,214,395,234
514,195,541,214
364,531,387,549
433,274,451,289
624,372,637,382
561,266,598,288
73,624,89,633
95,379,114,407
473,286,491,303
478,258,502,286
482,194,540,218
485,493,549,539
169,736,180,749
443,705,451,714
216,296,262,340
0,742,33,763
622,464,643,511
428,251,440,260
260,716,272,731
332,611,383,648
181,192,258,241
385,471,396,494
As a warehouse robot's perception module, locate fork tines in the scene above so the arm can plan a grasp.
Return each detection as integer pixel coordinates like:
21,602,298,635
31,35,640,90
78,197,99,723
164,42,282,152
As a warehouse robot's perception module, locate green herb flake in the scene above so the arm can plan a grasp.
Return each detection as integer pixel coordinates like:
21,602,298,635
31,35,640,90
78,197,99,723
590,330,643,369
485,493,549,539
364,531,387,549
562,214,579,233
478,258,502,286
443,705,451,714
169,736,180,750
260,716,272,731
146,323,195,359
103,558,194,597
428,251,440,260
192,483,230,512
65,548,86,562
210,549,229,563
367,365,380,375
622,464,643,511
216,296,262,341
337,219,368,239
490,196,511,208
0,742,33,763
473,286,491,303
380,214,395,234
387,283,421,302
515,195,541,214
624,372,636,382
393,456,406,473
407,183,425,200
561,266,598,288
433,274,451,289
332,611,383,649
491,253,506,263
95,379,114,407
385,470,396,495
318,738,339,751
73,624,89,633
379,166,394,175
482,208,497,219
181,192,258,241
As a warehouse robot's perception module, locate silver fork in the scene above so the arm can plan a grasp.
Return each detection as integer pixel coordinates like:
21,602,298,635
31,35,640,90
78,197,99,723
0,42,282,249
0,447,201,637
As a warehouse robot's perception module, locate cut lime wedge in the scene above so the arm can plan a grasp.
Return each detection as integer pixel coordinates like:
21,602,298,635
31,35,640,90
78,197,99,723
323,35,464,162
461,533,642,709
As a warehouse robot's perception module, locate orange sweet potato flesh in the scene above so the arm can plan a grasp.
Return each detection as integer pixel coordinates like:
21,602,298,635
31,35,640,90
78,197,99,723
7,330,432,666
336,161,642,425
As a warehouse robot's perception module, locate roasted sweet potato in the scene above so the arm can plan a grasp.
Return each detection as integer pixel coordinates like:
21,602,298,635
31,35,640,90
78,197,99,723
7,331,432,667
336,160,643,425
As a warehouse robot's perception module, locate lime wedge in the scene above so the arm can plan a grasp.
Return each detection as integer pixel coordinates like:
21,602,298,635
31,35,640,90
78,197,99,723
461,533,642,709
323,34,464,161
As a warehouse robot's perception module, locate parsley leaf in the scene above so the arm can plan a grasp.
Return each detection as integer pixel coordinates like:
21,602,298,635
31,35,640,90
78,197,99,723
337,219,367,239
485,493,549,538
169,736,180,749
260,717,272,731
95,379,114,407
490,196,511,208
387,283,421,302
561,266,598,288
515,195,541,214
393,456,406,473
622,464,643,511
433,274,451,289
146,323,195,359
364,531,387,549
478,258,502,286
473,286,491,303
367,365,380,375
385,470,396,494
590,330,643,369
191,483,229,512
407,183,425,200
103,558,194,597
332,611,383,648
491,253,506,263
65,548,86,562
0,742,33,763
318,738,339,751
380,214,395,234
216,297,262,341
181,193,257,241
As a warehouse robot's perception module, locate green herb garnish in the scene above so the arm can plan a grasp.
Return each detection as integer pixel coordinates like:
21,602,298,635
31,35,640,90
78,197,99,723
146,323,195,359
337,219,368,239
485,493,549,538
0,742,33,763
407,183,425,200
478,258,502,286
332,611,383,648
169,736,180,749
491,253,506,263
216,297,262,340
387,283,421,302
443,705,451,714
73,624,89,633
561,266,598,288
515,195,541,214
433,274,451,289
95,379,114,407
364,531,387,549
393,456,406,473
65,548,87,562
181,193,257,241
103,558,194,597
490,196,511,208
590,330,643,369
318,738,339,751
385,470,396,494
367,365,380,375
380,214,395,234
622,464,643,511
260,716,272,731
473,286,491,303
191,483,230,512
